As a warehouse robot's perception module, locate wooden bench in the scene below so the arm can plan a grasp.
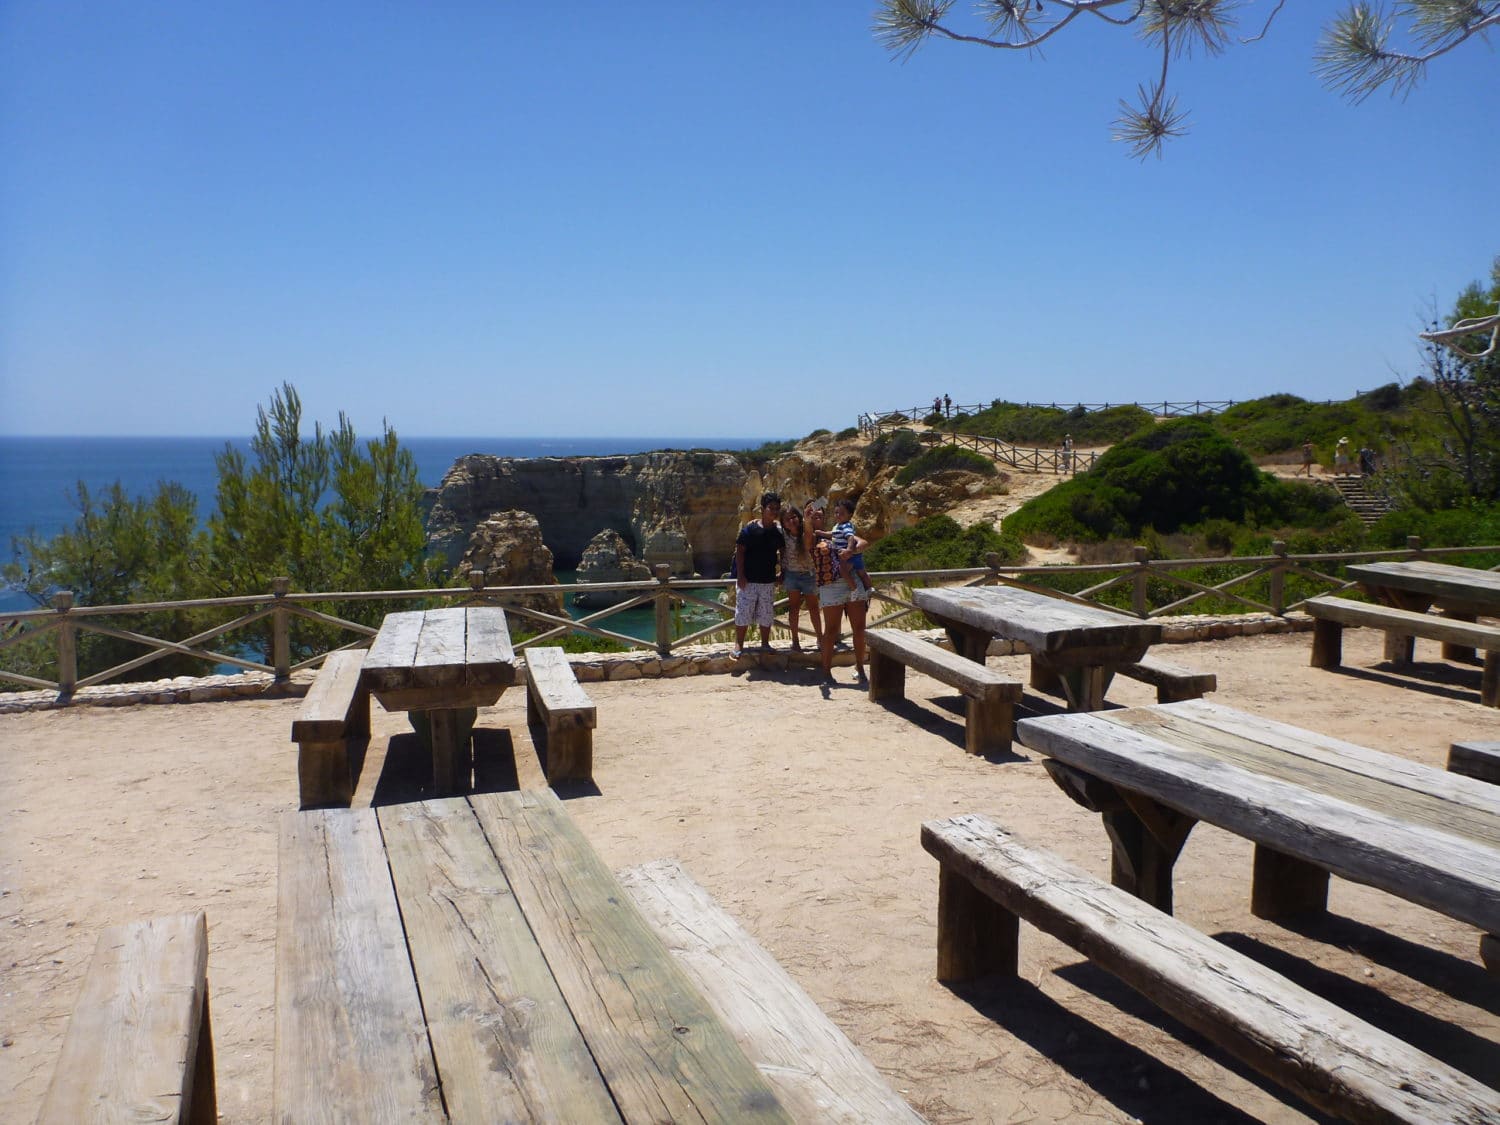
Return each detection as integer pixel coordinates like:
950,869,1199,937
619,859,922,1123
866,628,1022,755
39,912,216,1125
1449,740,1500,785
290,648,369,808
1116,655,1217,702
523,646,597,783
1307,595,1500,706
922,814,1500,1124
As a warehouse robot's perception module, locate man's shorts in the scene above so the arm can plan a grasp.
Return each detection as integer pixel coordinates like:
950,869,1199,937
734,581,776,627
782,570,816,596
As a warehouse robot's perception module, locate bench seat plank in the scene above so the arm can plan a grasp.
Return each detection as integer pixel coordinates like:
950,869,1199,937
1117,656,1216,703
291,649,369,808
867,629,1021,755
469,790,792,1123
274,809,441,1122
618,859,923,1125
1308,596,1500,648
923,814,1500,1125
39,912,215,1125
1451,741,1500,785
524,647,597,782
378,799,621,1123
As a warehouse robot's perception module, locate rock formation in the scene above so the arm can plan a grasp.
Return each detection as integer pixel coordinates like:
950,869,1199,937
426,451,748,575
572,529,653,607
455,510,564,615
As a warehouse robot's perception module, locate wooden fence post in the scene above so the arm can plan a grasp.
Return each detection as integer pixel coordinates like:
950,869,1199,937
1132,547,1150,617
467,568,487,605
52,591,76,696
1407,535,1423,556
1269,540,1287,615
984,553,1003,587
653,565,673,656
271,577,290,682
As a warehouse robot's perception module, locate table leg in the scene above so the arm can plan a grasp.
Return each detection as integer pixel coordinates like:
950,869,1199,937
943,624,992,664
1057,664,1112,711
1102,804,1192,913
1250,845,1329,919
410,707,477,795
1029,656,1062,695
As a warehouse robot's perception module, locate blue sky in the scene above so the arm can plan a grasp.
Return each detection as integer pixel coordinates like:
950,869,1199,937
2,3,1496,439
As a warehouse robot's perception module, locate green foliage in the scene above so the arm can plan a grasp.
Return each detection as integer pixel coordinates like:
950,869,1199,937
923,411,946,427
894,445,998,486
3,481,211,679
865,428,924,467
836,426,859,440
1213,394,1395,457
733,438,797,463
1004,418,1345,543
953,401,1153,446
805,428,831,439
865,515,1025,571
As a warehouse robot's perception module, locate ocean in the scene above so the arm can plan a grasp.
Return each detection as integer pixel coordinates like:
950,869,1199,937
0,435,769,627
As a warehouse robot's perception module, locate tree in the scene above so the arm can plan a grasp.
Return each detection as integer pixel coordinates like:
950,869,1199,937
873,1,1499,157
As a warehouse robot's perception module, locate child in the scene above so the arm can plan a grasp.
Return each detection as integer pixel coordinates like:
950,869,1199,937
822,498,871,595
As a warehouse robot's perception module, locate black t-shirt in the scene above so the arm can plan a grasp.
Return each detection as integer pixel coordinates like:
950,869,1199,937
736,519,783,583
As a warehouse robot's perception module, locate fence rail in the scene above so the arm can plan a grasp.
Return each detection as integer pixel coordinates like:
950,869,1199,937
4,538,1498,699
859,414,1099,473
861,400,1239,429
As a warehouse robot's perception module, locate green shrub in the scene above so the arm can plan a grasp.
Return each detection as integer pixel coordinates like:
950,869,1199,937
953,401,1153,446
894,445,998,486
836,426,858,440
805,428,831,440
923,411,946,427
865,428,923,467
865,515,1025,571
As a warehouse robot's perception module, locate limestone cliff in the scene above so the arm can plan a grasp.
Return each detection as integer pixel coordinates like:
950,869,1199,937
573,529,652,607
426,451,748,575
455,510,564,614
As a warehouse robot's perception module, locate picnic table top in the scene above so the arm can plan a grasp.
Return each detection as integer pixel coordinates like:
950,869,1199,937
1346,560,1500,611
1015,699,1500,935
275,789,792,1123
912,584,1162,655
363,605,516,701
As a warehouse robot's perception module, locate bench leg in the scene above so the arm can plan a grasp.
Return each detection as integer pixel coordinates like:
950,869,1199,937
965,697,1013,756
1310,619,1343,669
1383,629,1415,664
1483,653,1499,708
1482,934,1498,974
348,688,371,740
297,739,353,809
1029,657,1063,695
936,865,1019,983
545,725,593,784
1441,611,1478,663
527,685,541,727
189,986,218,1125
1250,845,1329,919
867,649,905,701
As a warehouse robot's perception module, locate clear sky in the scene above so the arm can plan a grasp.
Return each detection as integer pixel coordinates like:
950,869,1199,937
2,3,1496,439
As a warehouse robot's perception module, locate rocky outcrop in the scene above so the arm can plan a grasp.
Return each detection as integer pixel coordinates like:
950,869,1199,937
426,451,749,575
455,510,564,614
572,529,652,607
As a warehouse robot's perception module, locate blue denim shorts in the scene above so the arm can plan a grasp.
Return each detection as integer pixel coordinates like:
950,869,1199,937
782,570,816,596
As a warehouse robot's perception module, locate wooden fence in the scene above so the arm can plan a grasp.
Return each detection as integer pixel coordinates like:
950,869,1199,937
3,538,1496,699
860,400,1237,429
859,414,1098,473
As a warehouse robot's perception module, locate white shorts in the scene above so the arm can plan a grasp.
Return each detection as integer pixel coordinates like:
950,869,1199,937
816,581,869,608
734,582,776,627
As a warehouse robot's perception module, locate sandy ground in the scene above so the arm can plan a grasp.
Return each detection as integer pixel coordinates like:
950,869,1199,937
4,628,1500,1123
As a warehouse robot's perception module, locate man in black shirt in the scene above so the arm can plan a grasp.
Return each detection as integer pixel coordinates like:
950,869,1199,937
733,491,783,658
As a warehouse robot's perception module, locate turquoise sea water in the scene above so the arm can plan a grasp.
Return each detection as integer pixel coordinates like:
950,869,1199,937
0,435,764,630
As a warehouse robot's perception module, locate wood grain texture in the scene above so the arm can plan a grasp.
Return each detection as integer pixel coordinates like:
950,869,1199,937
923,814,1500,1125
412,607,467,690
1348,560,1500,614
618,859,924,1125
469,790,792,1123
864,629,1021,702
1015,702,1500,935
1117,656,1216,702
39,912,214,1125
291,650,368,742
362,611,425,694
524,647,597,727
274,809,441,1123
1306,596,1500,650
1451,741,1500,785
377,799,622,1124
465,607,517,685
913,585,1160,655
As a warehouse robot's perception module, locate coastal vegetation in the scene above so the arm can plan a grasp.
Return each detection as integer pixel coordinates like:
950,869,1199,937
894,444,997,486
946,402,1154,448
865,515,1024,571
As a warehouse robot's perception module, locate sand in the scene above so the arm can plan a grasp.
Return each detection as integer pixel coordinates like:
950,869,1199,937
4,628,1499,1123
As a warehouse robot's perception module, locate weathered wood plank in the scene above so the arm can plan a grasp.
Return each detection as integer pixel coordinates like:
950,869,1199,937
291,650,368,742
524,647,596,783
1117,656,1216,703
913,585,1159,655
619,859,924,1125
1348,560,1500,613
378,799,622,1124
1015,705,1500,935
1451,741,1500,785
864,630,1021,702
411,607,467,690
469,790,792,1123
1306,596,1500,650
362,610,425,694
923,814,1500,1125
39,912,215,1125
464,605,517,686
274,809,440,1123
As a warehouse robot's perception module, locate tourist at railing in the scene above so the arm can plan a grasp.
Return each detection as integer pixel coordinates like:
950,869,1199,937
732,491,784,660
806,501,870,683
778,504,821,654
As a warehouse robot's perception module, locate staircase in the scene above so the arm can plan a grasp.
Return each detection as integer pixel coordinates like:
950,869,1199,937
1329,476,1395,525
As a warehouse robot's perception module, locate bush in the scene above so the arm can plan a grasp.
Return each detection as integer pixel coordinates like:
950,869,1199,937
865,428,923,467
894,445,998,486
953,401,1153,446
836,426,858,440
923,411,946,427
865,515,1025,571
804,428,831,440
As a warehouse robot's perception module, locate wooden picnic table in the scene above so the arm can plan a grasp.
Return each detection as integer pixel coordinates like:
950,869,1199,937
1348,560,1500,663
1016,698,1500,970
913,584,1162,710
275,789,794,1123
363,606,516,794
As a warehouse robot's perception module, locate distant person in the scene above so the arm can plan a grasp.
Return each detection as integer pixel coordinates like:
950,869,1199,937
1334,436,1352,477
932,395,942,418
733,491,783,659
777,502,821,654
1298,439,1315,477
1359,446,1376,476
1061,433,1074,472
943,393,952,418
